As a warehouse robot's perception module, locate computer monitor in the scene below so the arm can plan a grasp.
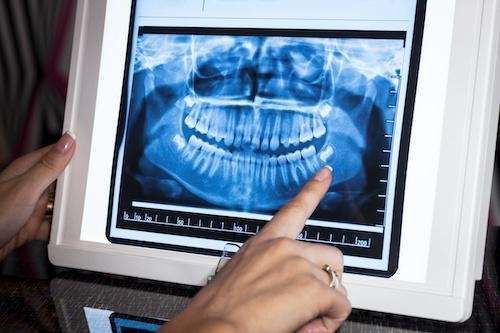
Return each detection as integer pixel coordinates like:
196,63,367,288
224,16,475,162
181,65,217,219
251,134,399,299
49,0,500,321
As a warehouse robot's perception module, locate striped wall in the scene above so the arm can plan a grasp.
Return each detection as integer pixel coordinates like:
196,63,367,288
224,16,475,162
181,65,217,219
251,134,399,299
0,0,75,168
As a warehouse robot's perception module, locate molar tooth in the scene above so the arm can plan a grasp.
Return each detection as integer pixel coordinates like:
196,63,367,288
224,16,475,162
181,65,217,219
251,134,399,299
304,155,321,173
193,146,205,172
260,117,272,151
289,114,301,147
289,164,300,185
183,149,197,162
280,115,291,148
319,145,334,162
196,109,210,134
173,134,186,151
299,116,313,143
184,104,202,129
193,142,209,170
206,114,216,140
191,135,203,147
208,109,225,142
286,150,301,163
184,95,196,108
184,115,196,129
318,103,332,118
199,144,216,174
304,159,316,174
312,116,326,138
183,135,202,161
296,160,308,180
209,148,224,177
277,155,289,185
301,145,317,159
270,113,281,151
224,111,236,147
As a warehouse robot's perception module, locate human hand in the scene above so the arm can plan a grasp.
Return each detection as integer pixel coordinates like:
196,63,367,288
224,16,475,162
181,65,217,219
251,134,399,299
164,167,351,333
0,132,75,260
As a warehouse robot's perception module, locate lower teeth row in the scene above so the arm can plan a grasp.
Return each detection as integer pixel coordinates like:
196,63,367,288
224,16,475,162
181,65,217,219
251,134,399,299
176,134,333,187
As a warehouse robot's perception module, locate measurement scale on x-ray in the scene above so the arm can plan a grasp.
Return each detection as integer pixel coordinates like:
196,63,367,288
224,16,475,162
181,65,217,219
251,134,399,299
120,207,382,255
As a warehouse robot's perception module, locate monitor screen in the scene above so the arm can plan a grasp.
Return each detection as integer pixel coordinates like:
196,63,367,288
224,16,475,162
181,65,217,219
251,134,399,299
106,0,426,277
83,308,165,333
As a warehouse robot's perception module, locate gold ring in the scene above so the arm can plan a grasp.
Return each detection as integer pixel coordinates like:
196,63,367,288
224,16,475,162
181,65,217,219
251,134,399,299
323,264,340,289
45,196,55,221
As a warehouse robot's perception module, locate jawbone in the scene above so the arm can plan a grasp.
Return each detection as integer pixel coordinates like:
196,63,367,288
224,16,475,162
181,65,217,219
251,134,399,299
140,84,365,212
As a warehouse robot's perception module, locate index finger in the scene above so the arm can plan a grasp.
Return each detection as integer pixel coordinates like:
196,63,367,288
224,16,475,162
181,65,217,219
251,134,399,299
258,166,333,241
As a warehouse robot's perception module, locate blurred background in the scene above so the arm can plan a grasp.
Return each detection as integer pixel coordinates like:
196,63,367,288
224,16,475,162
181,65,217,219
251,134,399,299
0,0,75,277
0,0,498,330
0,0,73,169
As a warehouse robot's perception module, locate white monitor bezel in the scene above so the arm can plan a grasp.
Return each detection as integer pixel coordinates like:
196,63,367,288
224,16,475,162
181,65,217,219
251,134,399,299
48,0,500,322
106,4,421,278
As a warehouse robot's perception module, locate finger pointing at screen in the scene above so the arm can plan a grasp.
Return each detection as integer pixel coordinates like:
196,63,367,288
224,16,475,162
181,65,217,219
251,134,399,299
164,167,351,333
257,166,333,241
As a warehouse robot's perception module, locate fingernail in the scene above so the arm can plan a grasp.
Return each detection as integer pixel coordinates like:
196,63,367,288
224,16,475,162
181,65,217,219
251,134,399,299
54,131,76,154
66,130,76,140
314,166,332,181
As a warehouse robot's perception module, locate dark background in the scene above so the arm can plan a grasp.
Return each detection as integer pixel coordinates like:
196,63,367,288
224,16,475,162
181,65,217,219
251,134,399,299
0,1,498,331
0,0,75,278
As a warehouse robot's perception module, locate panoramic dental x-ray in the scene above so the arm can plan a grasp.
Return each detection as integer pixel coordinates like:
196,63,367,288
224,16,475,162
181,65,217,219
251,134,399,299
108,27,409,274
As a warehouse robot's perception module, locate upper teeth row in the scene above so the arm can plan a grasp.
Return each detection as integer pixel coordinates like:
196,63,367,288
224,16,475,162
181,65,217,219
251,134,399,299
184,102,327,151
185,96,332,117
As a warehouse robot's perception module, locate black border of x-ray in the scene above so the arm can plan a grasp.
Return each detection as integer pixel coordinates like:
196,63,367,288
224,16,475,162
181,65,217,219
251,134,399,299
138,26,407,42
105,0,428,278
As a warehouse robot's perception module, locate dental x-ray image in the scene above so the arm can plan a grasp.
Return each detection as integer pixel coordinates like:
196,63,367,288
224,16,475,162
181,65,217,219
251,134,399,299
119,29,405,226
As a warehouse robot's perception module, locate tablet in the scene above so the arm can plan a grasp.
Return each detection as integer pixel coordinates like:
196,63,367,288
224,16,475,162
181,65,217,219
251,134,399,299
106,1,424,278
49,0,500,322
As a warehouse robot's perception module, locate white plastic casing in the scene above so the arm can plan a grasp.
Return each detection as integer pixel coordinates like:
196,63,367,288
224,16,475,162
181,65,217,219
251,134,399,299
49,0,500,322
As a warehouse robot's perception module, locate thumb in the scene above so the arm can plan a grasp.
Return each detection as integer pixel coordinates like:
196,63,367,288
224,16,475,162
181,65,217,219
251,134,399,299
20,131,76,199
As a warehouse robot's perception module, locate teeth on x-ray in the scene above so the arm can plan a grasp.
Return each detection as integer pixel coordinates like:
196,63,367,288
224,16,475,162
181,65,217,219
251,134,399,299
184,101,327,152
136,34,404,211
181,131,320,187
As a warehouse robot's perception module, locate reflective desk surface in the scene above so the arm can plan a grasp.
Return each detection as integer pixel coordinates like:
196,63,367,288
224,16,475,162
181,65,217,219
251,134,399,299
0,229,498,333
0,272,497,333
1,270,498,332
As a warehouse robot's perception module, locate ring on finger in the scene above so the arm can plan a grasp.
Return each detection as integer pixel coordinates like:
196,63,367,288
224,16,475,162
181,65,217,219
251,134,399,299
322,264,341,289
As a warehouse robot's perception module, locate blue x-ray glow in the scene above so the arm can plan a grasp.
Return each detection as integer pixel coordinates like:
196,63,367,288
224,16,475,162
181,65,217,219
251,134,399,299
125,33,404,219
